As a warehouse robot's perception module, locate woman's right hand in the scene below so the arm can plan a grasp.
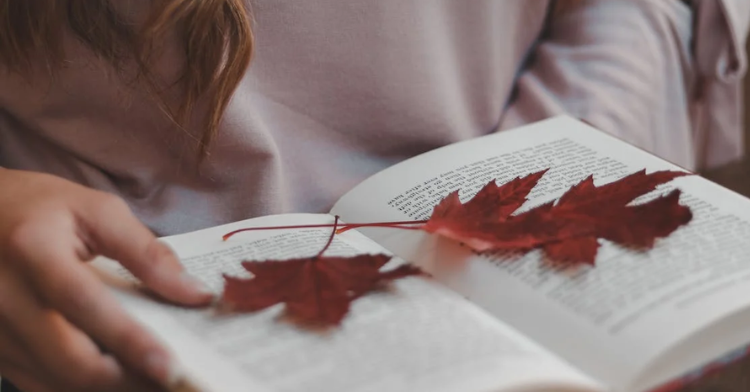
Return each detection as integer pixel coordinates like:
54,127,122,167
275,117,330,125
0,168,214,391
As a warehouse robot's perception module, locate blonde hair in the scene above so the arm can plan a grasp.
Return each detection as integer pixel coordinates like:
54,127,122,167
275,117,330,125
0,0,254,158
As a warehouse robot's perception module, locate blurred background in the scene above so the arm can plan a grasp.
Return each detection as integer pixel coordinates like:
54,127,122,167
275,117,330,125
700,40,750,197
666,41,750,392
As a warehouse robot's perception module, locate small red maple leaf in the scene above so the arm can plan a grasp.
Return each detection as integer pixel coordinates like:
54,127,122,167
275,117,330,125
423,169,692,265
220,216,422,327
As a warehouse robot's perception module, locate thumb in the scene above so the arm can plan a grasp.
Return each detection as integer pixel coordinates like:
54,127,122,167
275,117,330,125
77,194,214,306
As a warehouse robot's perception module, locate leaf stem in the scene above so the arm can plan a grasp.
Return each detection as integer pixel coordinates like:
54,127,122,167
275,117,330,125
335,221,427,234
222,220,428,241
316,215,340,258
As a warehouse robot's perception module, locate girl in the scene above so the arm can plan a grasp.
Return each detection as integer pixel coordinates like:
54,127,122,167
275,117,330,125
0,1,747,391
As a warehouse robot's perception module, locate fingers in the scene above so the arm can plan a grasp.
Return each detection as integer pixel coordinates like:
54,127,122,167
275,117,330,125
0,261,148,392
3,332,163,392
0,316,31,371
12,224,179,389
1,366,57,392
0,172,179,391
78,193,213,306
115,371,169,392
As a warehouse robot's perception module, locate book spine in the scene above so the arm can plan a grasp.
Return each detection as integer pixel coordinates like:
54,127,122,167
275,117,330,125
648,344,750,392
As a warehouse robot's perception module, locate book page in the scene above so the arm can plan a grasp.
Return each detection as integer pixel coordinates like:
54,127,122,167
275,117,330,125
92,213,602,392
331,116,750,391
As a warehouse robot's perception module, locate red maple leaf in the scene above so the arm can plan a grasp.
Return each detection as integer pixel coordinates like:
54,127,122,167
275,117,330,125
423,169,692,265
220,217,422,327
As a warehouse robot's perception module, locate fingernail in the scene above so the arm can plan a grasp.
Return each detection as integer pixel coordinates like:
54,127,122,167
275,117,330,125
146,351,181,387
180,272,215,297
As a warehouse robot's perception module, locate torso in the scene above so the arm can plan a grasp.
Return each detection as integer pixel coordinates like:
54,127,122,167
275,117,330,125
0,0,550,235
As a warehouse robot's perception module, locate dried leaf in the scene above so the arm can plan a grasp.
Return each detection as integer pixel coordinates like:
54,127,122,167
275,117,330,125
220,217,422,327
423,170,548,249
423,169,692,265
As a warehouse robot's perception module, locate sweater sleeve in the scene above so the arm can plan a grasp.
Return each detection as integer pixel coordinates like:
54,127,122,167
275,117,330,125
499,0,750,171
691,0,750,168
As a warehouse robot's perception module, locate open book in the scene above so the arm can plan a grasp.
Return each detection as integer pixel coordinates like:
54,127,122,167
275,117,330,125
92,116,750,392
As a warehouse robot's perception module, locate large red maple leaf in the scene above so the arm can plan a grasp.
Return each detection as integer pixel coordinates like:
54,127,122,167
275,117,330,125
423,169,692,265
220,217,422,326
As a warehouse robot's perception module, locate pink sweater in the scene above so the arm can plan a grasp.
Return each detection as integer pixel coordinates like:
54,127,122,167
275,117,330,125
0,0,748,235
